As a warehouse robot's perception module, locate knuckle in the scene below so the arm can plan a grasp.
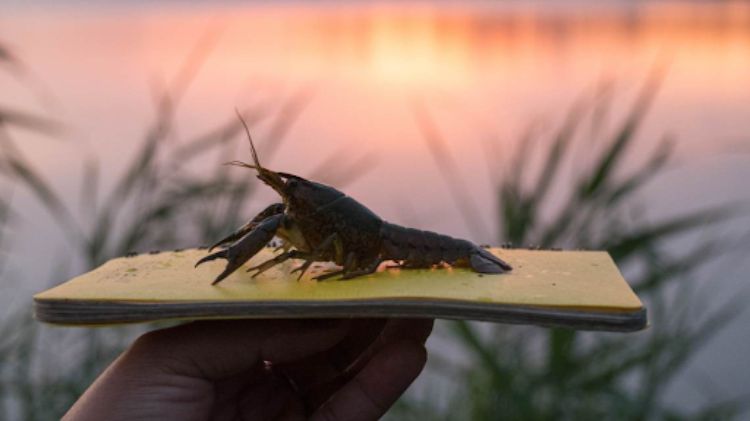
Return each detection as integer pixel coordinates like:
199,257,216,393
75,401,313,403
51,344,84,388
129,329,163,357
130,327,176,359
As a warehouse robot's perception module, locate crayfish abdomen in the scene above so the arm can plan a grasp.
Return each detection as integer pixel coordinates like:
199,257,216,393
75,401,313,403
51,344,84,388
379,222,512,272
196,115,512,284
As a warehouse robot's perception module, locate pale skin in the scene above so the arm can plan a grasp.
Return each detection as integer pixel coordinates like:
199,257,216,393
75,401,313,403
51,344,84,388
64,318,433,421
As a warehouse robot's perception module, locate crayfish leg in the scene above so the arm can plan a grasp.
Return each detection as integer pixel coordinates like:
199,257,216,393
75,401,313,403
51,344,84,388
312,250,356,281
313,269,344,281
340,257,383,280
291,233,338,281
247,250,309,278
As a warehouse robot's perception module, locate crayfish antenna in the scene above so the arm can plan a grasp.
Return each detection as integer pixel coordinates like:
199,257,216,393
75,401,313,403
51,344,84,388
232,109,287,195
225,160,257,170
235,108,262,169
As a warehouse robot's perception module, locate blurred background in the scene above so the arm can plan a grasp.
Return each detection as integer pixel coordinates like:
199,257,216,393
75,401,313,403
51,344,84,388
1,1,749,419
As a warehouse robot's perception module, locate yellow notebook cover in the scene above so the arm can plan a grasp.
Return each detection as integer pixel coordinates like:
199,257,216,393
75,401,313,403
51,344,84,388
33,248,646,331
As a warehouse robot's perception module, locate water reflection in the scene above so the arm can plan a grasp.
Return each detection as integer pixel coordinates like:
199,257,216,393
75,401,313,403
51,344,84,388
1,0,749,263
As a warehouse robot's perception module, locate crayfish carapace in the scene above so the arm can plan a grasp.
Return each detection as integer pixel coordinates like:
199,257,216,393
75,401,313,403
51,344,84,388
196,114,512,284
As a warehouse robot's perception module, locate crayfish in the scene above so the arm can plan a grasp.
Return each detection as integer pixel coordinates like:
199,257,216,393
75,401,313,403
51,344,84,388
196,116,512,284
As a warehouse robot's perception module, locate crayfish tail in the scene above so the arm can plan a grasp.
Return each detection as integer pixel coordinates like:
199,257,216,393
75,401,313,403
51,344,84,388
469,248,513,273
379,221,512,274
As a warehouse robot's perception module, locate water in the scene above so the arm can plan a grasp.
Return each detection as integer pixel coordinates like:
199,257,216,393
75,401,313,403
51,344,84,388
1,0,749,413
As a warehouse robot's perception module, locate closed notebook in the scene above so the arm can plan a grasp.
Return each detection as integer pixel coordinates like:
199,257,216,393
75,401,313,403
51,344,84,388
33,248,646,332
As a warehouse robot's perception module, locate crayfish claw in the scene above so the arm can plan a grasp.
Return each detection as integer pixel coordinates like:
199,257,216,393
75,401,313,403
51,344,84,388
195,249,228,268
195,249,237,285
208,239,229,253
196,213,284,285
208,227,253,252
211,268,235,285
208,204,285,252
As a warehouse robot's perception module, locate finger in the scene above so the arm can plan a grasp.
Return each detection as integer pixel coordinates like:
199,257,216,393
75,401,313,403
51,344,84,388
236,365,301,421
212,362,266,409
379,318,434,345
299,318,434,410
310,340,428,421
280,319,387,394
124,319,350,380
349,318,433,374
212,363,294,420
327,319,388,370
235,319,388,420
281,318,432,394
274,393,307,421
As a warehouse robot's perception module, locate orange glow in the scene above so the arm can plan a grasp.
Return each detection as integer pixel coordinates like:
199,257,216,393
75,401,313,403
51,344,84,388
1,1,749,239
365,10,472,87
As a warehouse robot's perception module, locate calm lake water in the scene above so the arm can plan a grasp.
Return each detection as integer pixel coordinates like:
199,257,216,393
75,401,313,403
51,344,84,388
1,0,749,412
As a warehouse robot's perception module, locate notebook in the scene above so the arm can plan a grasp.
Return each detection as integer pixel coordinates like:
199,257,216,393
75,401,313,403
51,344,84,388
33,248,646,332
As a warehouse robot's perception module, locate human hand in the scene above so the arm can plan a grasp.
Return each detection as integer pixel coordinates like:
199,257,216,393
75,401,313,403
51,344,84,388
63,318,433,421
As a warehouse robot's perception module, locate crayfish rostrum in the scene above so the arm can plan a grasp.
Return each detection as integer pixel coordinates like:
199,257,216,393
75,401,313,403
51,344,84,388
196,116,512,284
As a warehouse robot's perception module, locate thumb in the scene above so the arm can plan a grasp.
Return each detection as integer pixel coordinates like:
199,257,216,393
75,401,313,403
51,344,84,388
63,320,350,421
